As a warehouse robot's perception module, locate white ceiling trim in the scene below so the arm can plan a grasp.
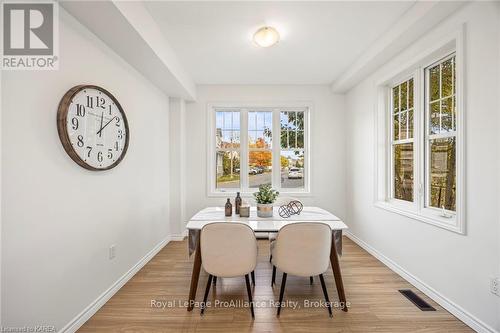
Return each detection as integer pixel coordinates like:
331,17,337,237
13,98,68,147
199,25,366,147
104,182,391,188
60,1,196,101
331,1,467,93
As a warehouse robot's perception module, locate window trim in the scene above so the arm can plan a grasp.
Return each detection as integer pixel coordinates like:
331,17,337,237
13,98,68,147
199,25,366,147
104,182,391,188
374,25,465,234
207,102,312,197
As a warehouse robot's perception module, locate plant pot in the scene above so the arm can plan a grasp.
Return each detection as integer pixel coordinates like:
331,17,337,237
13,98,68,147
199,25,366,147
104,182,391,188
257,203,273,218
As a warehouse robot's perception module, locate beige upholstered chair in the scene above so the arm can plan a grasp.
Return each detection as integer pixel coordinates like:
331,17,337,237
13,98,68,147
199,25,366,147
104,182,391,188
271,222,333,317
200,222,257,318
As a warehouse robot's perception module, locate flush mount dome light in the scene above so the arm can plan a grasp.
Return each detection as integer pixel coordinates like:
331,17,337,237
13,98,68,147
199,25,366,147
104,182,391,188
253,26,280,47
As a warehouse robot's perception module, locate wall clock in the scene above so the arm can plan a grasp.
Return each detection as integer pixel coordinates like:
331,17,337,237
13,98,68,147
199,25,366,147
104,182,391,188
57,85,129,171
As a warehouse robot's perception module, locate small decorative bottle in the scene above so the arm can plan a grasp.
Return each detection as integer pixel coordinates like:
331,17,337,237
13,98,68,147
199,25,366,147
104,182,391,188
225,198,232,217
235,192,242,215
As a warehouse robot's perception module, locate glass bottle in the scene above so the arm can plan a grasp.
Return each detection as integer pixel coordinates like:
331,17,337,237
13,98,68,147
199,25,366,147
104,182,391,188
225,198,232,217
235,192,242,215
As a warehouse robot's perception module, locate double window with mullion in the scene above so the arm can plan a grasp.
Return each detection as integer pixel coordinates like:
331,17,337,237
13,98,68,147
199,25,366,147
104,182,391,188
390,54,457,212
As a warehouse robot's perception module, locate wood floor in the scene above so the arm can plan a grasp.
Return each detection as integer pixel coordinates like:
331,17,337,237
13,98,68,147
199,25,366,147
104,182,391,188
78,237,472,333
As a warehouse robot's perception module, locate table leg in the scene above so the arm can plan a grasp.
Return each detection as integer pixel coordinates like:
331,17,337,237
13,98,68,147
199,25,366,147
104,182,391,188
330,234,348,312
187,231,202,311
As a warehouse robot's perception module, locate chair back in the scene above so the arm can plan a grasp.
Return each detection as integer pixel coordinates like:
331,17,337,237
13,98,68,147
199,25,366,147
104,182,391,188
201,222,257,278
273,222,332,277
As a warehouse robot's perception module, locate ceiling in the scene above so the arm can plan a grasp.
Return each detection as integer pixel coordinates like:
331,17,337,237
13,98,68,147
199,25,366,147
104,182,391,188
145,1,416,85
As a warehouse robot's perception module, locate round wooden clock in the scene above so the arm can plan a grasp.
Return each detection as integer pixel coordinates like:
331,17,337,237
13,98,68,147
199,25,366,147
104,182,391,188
57,85,129,171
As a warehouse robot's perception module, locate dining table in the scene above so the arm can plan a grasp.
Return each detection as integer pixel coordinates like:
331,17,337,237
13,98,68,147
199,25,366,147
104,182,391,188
185,206,349,312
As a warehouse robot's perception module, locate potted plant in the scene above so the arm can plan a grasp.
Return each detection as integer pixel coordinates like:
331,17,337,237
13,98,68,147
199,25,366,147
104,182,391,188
253,184,279,218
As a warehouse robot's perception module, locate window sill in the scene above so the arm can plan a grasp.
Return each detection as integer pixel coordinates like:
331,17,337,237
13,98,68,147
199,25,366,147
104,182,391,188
374,201,465,234
208,190,312,198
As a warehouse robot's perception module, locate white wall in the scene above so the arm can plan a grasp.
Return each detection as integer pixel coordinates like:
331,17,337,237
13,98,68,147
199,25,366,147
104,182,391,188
1,8,170,331
345,2,500,332
184,85,346,228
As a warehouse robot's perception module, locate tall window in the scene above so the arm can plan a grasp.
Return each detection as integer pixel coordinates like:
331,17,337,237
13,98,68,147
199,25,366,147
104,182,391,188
391,78,414,202
379,46,462,233
215,110,240,189
426,55,456,211
281,111,305,189
211,106,309,193
248,111,273,188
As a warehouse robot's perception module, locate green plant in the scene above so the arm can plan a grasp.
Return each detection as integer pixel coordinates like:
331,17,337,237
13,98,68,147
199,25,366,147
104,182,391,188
253,184,279,204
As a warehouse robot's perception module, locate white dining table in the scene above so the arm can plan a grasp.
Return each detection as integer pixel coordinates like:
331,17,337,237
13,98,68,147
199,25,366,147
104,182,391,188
185,206,349,312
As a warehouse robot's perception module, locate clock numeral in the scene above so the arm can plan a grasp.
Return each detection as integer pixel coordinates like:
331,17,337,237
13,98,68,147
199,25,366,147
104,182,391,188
115,117,120,127
109,104,112,116
115,141,119,151
107,149,113,159
86,95,94,109
118,129,123,140
97,151,103,162
96,96,106,109
71,117,79,130
76,104,86,117
86,146,92,158
77,135,84,147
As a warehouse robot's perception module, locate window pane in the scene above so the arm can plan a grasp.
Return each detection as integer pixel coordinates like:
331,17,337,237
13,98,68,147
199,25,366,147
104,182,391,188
224,112,233,129
430,101,440,135
408,109,414,139
216,130,233,149
248,111,256,130
393,143,413,202
401,81,408,111
441,97,453,132
400,110,408,139
281,151,304,189
429,138,456,211
408,78,414,109
216,151,240,189
249,151,272,188
392,86,399,113
442,58,453,97
393,114,399,141
232,112,240,130
232,131,240,148
216,112,224,130
429,65,440,101
289,131,296,148
296,112,304,131
287,112,297,130
297,131,304,148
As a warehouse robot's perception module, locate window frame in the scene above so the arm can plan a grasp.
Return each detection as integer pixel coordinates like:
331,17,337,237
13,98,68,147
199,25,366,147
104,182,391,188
389,75,416,205
374,27,465,234
207,102,311,197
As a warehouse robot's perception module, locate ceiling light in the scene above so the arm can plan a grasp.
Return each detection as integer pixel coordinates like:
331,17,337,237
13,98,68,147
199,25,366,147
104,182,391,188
253,26,280,48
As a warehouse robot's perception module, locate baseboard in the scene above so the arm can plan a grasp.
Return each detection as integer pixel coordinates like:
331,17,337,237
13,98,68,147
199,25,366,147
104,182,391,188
59,236,171,333
345,231,498,333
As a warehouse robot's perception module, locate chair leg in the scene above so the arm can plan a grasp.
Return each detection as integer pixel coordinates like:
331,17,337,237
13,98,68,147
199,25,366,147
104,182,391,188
271,266,276,286
213,276,217,286
319,274,333,317
201,274,213,316
251,271,255,286
277,273,287,316
269,254,272,262
310,276,313,285
245,274,255,319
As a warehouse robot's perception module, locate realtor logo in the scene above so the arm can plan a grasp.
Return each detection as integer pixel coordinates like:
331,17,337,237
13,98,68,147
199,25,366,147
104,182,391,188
1,1,59,70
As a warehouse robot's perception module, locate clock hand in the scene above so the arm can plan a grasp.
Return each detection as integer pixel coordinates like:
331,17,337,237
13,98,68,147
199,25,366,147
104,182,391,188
98,112,104,138
96,116,118,136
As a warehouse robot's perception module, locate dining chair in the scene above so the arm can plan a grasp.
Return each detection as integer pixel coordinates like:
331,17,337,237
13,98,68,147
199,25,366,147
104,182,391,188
271,222,333,317
200,222,257,318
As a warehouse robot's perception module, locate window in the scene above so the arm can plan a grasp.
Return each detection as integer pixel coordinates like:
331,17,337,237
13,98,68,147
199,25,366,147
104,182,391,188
210,105,309,195
391,78,414,202
215,110,240,189
425,55,456,211
375,34,464,234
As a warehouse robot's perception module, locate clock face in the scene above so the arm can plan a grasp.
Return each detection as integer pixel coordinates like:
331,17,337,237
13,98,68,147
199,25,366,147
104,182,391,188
57,85,129,170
